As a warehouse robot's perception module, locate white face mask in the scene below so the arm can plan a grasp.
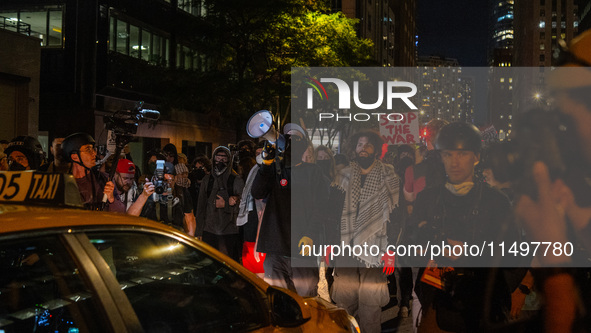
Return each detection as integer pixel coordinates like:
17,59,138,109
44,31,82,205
256,154,264,166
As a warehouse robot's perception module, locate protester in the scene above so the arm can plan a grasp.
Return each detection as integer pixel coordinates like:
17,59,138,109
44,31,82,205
162,143,179,165
196,146,244,262
237,145,266,278
252,132,328,297
315,145,336,182
4,136,45,171
188,155,211,215
330,131,399,333
175,152,191,189
0,150,7,171
39,136,70,173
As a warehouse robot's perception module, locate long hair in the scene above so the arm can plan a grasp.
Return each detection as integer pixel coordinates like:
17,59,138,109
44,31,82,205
315,145,336,181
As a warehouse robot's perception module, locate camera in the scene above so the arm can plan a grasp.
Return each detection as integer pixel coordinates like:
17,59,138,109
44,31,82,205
104,101,160,136
152,160,167,195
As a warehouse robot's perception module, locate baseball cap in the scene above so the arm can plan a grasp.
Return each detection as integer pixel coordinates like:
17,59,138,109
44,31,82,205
116,159,136,174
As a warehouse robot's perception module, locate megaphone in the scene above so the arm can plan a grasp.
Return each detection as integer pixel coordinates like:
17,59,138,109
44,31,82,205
246,110,280,143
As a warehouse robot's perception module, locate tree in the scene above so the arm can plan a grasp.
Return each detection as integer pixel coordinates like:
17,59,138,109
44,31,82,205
186,0,374,136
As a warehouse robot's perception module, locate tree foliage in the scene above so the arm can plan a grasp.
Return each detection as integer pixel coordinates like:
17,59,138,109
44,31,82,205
184,0,374,132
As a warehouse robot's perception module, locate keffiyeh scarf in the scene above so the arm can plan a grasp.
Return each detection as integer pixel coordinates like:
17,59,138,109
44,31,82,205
338,160,400,267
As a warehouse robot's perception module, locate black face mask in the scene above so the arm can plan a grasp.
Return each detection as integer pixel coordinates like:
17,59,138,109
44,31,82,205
193,168,206,181
238,150,253,160
215,161,227,172
9,161,26,171
288,135,307,164
355,156,375,169
316,160,332,176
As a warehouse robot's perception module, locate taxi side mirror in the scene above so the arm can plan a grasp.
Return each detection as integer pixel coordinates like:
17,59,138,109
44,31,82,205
266,286,310,327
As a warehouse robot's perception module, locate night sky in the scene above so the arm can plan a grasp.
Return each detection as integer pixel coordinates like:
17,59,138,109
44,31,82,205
418,0,490,66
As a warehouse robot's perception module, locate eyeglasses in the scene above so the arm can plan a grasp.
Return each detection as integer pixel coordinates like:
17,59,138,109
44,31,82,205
553,39,591,67
80,146,97,155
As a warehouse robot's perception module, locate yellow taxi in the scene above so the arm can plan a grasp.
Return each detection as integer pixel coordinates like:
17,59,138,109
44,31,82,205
0,171,359,333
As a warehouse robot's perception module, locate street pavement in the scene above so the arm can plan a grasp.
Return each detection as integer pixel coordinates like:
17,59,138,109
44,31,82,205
318,265,414,332
381,301,414,333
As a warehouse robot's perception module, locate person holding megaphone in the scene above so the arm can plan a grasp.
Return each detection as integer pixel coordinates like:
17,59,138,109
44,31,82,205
247,110,329,296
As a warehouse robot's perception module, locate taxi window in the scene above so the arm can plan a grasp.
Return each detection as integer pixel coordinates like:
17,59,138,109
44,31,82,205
0,236,108,333
87,232,268,332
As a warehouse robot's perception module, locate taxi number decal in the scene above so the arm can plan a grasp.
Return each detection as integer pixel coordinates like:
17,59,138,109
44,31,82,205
0,172,61,202
0,172,32,201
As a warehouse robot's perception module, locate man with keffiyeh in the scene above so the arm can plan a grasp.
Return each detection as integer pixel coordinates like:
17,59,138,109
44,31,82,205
330,131,400,333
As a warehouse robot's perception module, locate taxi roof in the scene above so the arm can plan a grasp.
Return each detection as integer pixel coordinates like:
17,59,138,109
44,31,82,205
0,203,175,235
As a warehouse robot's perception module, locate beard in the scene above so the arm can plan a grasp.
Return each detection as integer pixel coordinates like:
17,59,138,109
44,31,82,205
355,155,375,169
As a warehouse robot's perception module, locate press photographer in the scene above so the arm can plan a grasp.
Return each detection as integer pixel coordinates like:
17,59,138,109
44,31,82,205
61,132,125,212
132,160,196,236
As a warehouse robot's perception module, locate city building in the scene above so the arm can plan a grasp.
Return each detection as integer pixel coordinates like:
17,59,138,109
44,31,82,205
513,0,578,121
514,0,578,66
0,0,236,170
0,29,40,145
580,0,591,32
416,56,474,124
334,0,416,66
487,0,514,141
487,68,514,141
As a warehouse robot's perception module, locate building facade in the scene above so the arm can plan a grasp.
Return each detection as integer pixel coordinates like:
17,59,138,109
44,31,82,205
0,0,235,169
514,0,578,67
335,0,416,66
416,56,474,124
487,0,514,141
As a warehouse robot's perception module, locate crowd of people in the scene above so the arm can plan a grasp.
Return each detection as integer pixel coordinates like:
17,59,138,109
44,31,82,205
2,29,591,333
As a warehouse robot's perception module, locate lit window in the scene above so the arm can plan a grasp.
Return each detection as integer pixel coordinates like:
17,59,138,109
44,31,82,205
500,78,505,82
539,21,545,28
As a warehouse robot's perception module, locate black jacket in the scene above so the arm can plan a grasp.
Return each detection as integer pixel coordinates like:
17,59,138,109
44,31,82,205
252,162,328,257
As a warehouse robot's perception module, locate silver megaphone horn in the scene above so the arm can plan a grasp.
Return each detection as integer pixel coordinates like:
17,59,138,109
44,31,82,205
246,110,280,143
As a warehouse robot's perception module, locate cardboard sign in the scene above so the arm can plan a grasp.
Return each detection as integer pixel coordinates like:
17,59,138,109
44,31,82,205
379,111,419,145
